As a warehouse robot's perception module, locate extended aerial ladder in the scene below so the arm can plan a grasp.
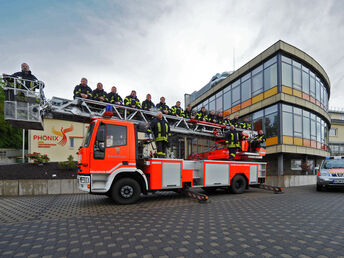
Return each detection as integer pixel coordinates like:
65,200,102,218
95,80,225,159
0,76,264,160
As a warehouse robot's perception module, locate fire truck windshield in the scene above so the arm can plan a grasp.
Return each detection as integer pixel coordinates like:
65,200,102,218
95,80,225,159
83,122,95,147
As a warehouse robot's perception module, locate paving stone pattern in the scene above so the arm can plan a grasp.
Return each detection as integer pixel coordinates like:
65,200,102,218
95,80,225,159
0,186,343,257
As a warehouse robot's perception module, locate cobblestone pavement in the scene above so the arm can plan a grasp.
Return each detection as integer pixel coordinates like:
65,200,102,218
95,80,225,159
0,186,344,257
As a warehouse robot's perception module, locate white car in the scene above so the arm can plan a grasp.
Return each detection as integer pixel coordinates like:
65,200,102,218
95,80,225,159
316,156,344,191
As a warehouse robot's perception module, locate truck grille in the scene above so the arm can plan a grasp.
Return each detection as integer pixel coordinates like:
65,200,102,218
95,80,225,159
332,173,344,177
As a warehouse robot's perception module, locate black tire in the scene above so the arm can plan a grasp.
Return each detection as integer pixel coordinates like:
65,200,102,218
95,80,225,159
230,175,247,194
111,178,141,205
316,183,322,191
202,187,218,194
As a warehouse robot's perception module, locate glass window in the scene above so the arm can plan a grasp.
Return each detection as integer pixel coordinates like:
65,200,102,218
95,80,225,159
241,79,251,102
320,84,324,106
317,121,321,142
232,79,240,88
316,79,321,101
303,110,310,117
224,84,231,93
282,112,293,136
70,138,74,148
209,95,215,102
83,122,95,147
264,63,277,91
253,110,264,120
302,65,309,73
310,76,316,97
223,90,231,110
311,119,316,140
302,71,310,94
216,90,222,98
292,60,301,68
281,55,292,64
107,124,127,147
264,56,277,68
330,128,337,137
252,72,263,96
303,116,310,139
209,100,215,111
232,86,240,106
294,114,302,138
241,73,251,82
293,67,302,90
282,104,292,112
265,112,278,138
265,104,278,115
252,65,263,75
216,96,223,112
253,118,263,131
294,107,302,115
282,62,292,87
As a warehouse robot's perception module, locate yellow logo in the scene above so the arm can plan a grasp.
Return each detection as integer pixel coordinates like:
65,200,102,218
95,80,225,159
52,124,74,146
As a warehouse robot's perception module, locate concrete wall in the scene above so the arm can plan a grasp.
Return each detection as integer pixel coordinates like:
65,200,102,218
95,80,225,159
266,175,316,187
0,179,85,196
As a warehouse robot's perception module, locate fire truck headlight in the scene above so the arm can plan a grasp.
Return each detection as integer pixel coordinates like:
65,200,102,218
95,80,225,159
80,176,90,183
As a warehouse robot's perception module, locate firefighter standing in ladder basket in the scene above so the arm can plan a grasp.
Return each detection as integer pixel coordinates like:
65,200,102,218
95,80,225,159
250,130,266,152
225,125,243,160
147,111,171,158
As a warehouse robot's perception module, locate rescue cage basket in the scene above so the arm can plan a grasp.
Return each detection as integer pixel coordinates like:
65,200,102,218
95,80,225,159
1,76,45,130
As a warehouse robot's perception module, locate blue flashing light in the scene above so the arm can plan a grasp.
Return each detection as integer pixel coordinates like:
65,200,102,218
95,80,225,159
106,105,113,112
325,157,330,160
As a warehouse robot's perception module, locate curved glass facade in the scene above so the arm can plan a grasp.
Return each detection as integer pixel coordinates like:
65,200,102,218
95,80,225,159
190,52,330,152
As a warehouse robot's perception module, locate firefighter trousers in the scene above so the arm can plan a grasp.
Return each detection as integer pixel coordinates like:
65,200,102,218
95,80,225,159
156,140,168,158
228,147,237,161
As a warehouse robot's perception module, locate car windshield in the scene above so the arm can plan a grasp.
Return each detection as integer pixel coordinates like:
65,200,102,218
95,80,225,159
322,159,344,169
83,122,95,147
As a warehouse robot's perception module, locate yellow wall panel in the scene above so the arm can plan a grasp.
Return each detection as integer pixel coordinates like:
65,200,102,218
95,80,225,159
266,136,278,146
294,137,303,146
283,136,293,145
252,93,263,104
282,86,292,95
293,89,302,98
264,86,278,98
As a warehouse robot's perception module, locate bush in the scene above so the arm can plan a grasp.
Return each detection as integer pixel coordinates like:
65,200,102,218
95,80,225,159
26,152,50,165
59,155,77,170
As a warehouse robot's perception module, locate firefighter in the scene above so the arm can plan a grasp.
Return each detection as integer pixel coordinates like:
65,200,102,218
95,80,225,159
207,110,217,123
142,94,155,110
106,86,122,105
184,104,195,119
225,125,243,161
250,130,266,152
171,101,184,117
148,111,171,158
216,112,225,125
231,115,240,128
240,117,252,130
73,77,93,99
156,97,170,115
196,107,208,121
124,90,141,108
2,63,39,90
92,82,107,102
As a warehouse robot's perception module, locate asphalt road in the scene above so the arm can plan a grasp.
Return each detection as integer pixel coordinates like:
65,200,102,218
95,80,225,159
0,186,343,257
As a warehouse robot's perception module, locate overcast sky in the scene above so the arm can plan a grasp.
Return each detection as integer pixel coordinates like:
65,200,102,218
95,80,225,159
1,0,343,109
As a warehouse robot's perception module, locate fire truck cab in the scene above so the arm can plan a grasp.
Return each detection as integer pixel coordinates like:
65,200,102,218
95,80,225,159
77,117,267,204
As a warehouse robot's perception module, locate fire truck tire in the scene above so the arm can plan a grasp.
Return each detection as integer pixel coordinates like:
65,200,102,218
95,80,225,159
111,178,141,204
230,175,247,194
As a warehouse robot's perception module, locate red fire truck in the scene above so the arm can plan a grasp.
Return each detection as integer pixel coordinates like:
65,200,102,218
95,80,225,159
77,115,267,204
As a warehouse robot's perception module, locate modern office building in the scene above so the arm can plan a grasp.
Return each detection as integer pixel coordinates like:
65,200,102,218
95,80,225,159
328,110,344,156
185,40,331,176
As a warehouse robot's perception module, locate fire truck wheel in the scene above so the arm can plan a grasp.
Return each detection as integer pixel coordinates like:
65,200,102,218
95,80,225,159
111,178,141,204
230,175,247,194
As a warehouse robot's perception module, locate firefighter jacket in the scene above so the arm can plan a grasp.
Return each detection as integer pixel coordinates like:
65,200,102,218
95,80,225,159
92,89,107,101
106,92,123,104
216,116,225,125
124,95,141,108
7,71,39,90
207,113,217,123
230,118,240,128
196,110,208,121
73,84,93,99
142,99,155,110
147,118,171,142
240,121,252,130
225,130,242,148
252,134,266,143
171,105,184,117
184,109,193,119
156,102,170,114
